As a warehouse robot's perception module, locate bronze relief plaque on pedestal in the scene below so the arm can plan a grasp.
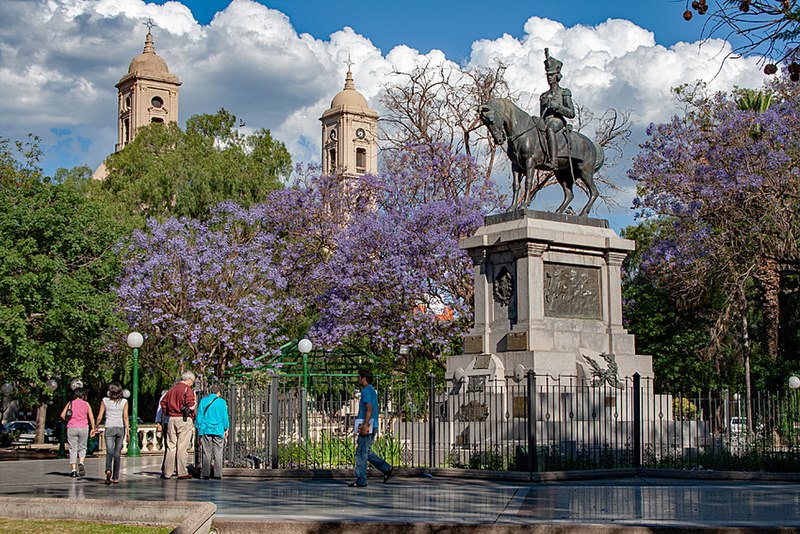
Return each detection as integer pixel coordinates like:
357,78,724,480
463,335,483,354
506,331,528,351
544,263,602,319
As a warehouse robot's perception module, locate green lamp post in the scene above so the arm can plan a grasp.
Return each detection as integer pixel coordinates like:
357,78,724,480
298,338,312,439
43,378,67,458
126,332,143,457
298,338,313,392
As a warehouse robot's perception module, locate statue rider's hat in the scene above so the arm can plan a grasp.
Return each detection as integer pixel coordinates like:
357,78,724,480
544,48,562,75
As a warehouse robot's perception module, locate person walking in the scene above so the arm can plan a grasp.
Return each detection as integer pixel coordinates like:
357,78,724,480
196,384,229,480
60,388,96,478
95,382,129,485
160,371,197,480
350,369,393,487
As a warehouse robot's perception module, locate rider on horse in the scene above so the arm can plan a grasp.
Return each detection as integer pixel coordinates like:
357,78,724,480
539,49,575,171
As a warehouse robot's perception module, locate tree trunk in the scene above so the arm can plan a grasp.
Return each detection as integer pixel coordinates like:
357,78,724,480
35,402,47,444
739,288,753,436
756,258,781,360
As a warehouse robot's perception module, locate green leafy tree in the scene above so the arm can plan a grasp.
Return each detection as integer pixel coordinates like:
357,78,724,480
93,108,291,222
0,137,124,442
622,221,719,392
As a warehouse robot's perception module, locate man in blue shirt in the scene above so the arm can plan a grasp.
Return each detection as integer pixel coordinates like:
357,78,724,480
350,369,393,487
196,384,229,480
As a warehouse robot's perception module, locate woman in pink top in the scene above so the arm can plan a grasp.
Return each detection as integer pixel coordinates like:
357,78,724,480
60,388,96,478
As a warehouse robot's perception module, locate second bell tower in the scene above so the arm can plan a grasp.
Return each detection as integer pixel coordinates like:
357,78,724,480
320,65,378,177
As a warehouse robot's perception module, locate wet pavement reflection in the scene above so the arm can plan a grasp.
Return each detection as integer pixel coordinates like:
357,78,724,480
1,457,799,528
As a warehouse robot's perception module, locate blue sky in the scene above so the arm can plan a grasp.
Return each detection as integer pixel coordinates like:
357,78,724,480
0,0,767,228
154,0,705,59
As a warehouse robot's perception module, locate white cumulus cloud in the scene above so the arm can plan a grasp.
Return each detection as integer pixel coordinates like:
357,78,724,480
0,2,769,225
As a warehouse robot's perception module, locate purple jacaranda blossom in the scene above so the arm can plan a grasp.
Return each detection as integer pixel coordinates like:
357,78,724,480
628,76,800,310
115,207,300,379
116,142,495,376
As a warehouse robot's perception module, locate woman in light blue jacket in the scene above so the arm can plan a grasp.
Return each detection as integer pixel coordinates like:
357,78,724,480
195,384,229,480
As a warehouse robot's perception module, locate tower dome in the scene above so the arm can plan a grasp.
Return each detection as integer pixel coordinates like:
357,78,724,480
127,32,170,75
329,69,370,110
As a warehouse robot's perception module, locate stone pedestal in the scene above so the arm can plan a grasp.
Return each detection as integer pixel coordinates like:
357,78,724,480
447,210,652,383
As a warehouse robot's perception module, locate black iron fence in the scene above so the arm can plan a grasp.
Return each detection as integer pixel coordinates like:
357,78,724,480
219,373,800,473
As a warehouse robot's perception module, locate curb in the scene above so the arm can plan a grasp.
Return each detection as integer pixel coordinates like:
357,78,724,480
210,519,799,534
223,466,800,483
0,496,216,534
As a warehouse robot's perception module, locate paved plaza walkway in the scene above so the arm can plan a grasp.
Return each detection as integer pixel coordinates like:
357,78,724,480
1,456,800,531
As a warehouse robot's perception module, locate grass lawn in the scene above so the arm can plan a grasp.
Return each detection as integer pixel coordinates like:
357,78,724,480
0,518,173,533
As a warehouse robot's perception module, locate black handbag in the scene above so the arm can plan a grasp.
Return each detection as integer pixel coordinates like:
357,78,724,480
64,401,73,421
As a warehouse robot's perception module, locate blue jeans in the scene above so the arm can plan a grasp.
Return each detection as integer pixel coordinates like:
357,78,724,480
104,427,125,480
355,433,391,486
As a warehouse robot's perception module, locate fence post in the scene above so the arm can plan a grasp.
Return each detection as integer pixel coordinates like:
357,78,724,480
428,373,436,470
527,371,538,477
633,372,641,469
270,375,279,469
227,382,236,465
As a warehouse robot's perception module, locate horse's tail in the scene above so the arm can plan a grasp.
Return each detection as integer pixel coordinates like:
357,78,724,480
593,141,605,172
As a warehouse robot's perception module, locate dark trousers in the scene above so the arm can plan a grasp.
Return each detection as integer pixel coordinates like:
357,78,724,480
201,434,224,478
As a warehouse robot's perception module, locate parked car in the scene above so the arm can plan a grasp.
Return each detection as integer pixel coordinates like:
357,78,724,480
3,421,36,433
3,421,57,443
729,417,765,434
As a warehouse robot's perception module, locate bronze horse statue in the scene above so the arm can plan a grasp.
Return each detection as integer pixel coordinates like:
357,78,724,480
478,98,603,216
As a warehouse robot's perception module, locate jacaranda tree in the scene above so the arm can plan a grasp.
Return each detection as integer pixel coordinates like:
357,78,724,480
262,160,487,372
309,196,483,369
115,203,300,379
115,142,491,380
629,77,800,386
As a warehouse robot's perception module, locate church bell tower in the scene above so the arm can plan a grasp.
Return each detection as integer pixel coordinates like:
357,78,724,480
320,63,378,177
115,29,181,152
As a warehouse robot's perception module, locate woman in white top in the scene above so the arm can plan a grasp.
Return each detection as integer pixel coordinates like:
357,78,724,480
96,382,129,484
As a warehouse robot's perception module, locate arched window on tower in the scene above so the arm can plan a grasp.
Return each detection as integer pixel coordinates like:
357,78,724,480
356,148,366,173
151,117,164,123
329,148,337,172
124,119,130,142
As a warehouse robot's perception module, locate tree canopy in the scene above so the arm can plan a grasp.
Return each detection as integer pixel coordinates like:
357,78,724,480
115,203,299,379
93,108,292,223
628,76,800,385
0,136,124,438
115,145,487,378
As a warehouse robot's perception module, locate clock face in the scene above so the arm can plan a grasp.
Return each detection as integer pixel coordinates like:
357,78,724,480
329,129,337,140
356,128,366,139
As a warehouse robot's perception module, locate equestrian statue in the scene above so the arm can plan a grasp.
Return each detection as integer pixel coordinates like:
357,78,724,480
477,49,603,216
